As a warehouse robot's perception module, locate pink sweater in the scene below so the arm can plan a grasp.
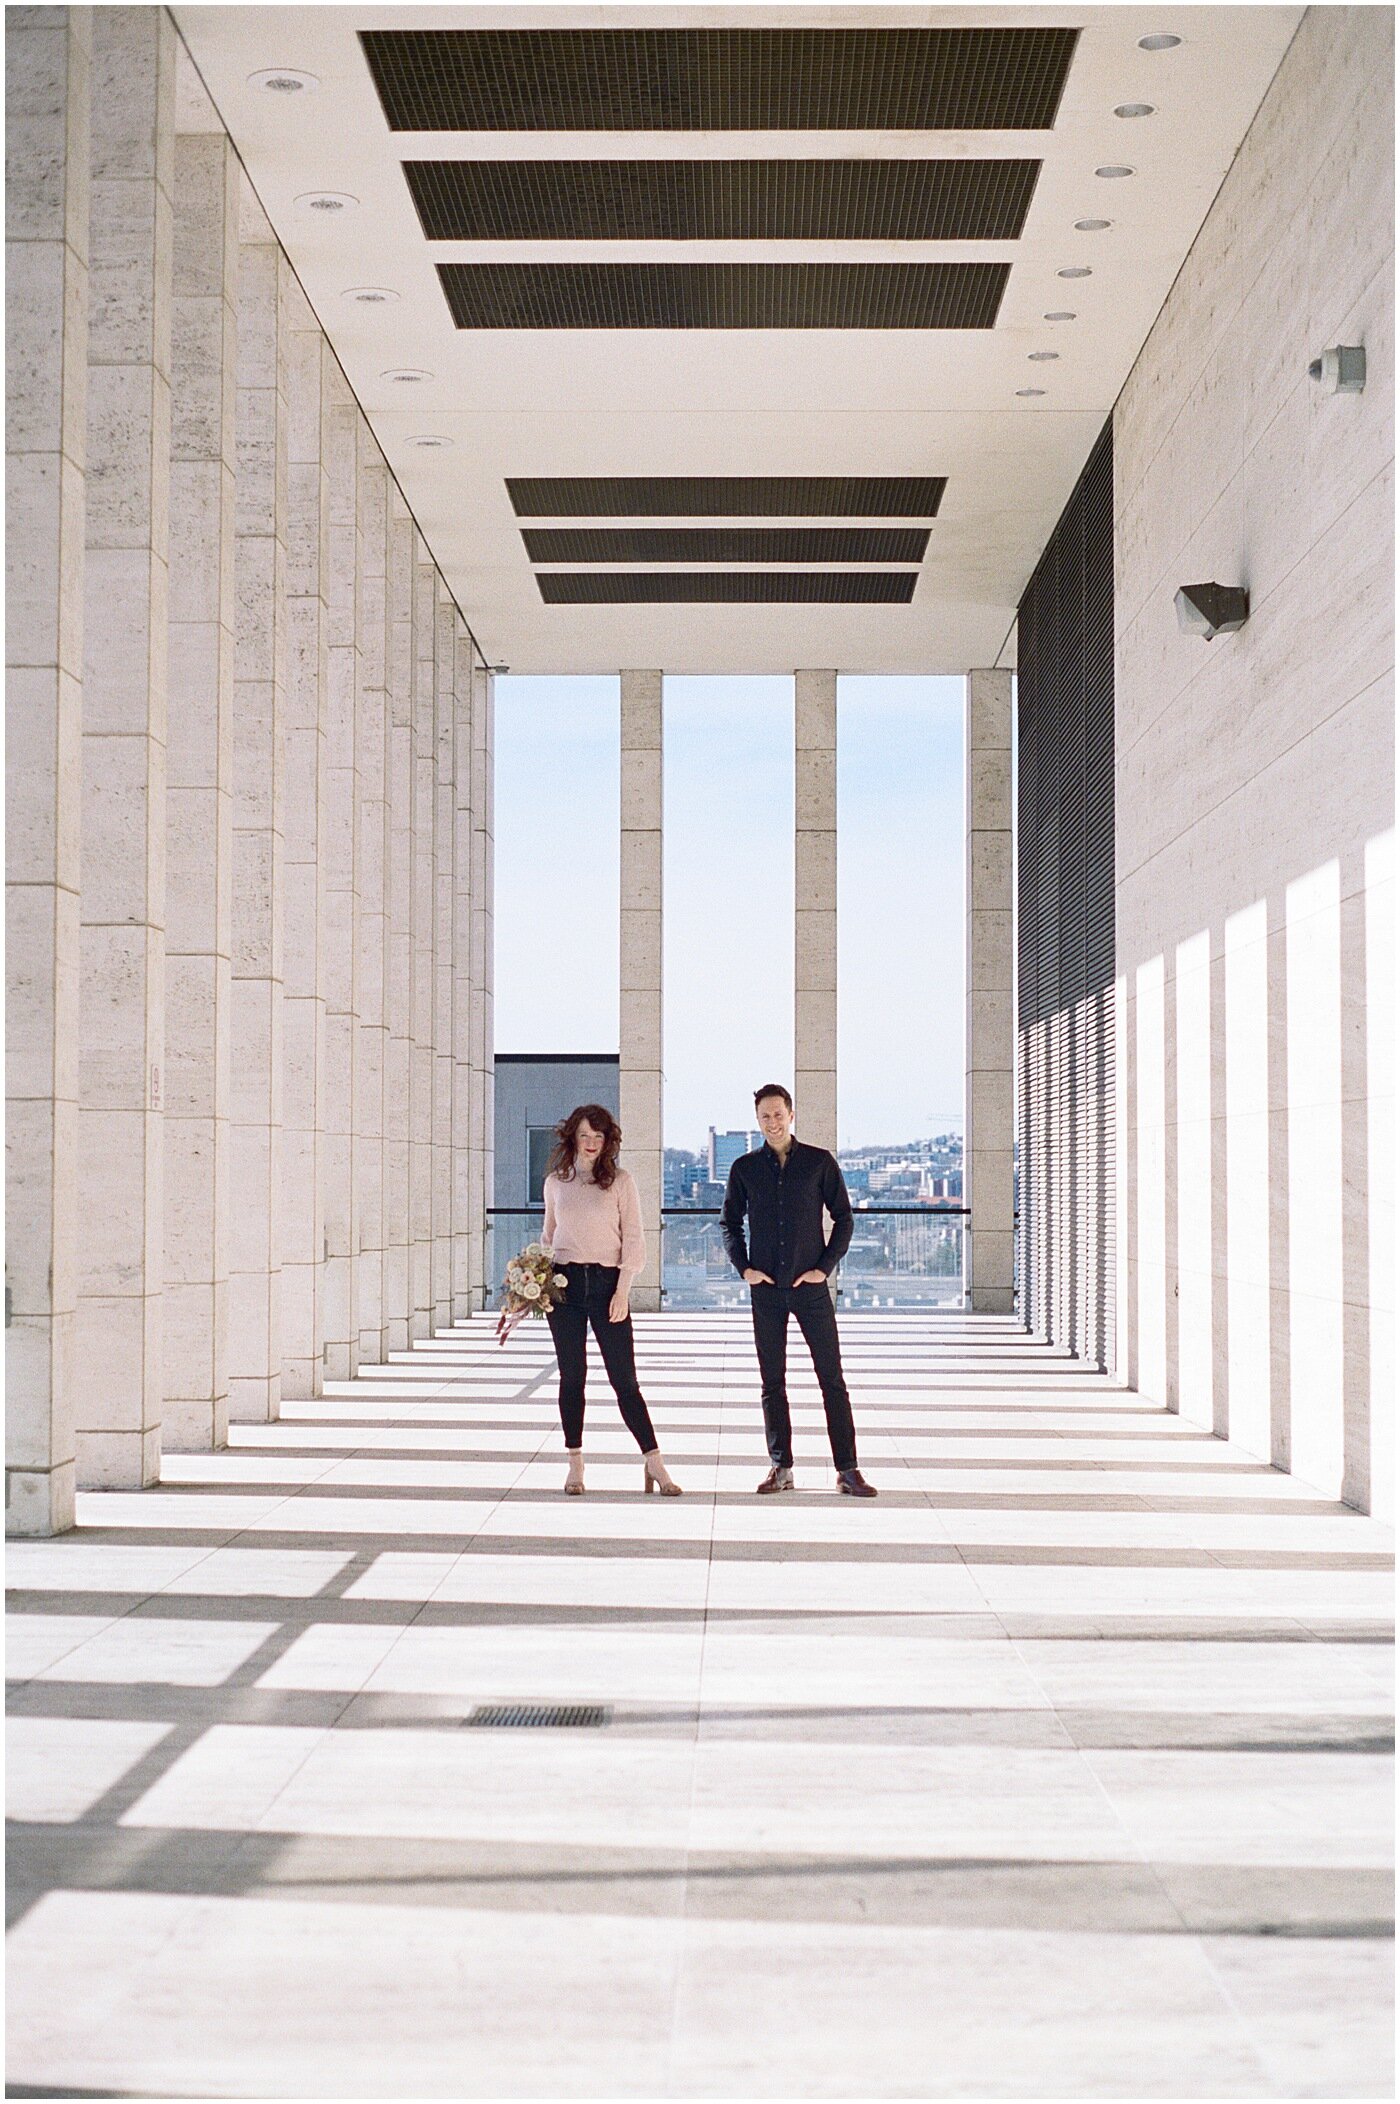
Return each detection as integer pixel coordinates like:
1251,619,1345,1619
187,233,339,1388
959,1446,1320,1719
542,1167,645,1286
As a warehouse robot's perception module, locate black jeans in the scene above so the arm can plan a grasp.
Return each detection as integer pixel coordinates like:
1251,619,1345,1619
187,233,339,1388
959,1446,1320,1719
546,1263,658,1454
750,1282,857,1473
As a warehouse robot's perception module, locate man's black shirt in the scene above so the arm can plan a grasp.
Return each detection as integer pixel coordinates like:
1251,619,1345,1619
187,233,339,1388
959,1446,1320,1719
720,1139,854,1287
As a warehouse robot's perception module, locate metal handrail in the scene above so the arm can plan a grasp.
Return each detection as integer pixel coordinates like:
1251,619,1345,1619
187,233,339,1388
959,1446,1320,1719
488,1204,971,1217
661,1203,969,1217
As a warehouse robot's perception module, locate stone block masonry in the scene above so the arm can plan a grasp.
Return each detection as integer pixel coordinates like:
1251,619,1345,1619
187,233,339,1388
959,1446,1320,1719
4,18,493,1534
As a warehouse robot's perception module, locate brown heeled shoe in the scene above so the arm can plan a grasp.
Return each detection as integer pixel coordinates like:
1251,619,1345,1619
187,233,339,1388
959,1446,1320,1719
642,1451,682,1497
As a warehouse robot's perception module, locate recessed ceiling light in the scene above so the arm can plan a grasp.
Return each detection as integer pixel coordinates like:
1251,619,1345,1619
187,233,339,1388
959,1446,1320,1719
1138,32,1182,50
344,286,399,305
248,67,319,94
382,368,433,384
1115,102,1156,118
407,434,453,449
1095,165,1135,179
296,191,358,215
1029,351,1060,362
1016,389,1046,398
1074,218,1112,232
1044,311,1077,321
1057,266,1092,280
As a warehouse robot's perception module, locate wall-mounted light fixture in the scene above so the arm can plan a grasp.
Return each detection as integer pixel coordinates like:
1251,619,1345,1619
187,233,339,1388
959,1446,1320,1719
1174,582,1249,640
488,663,511,676
1309,345,1366,394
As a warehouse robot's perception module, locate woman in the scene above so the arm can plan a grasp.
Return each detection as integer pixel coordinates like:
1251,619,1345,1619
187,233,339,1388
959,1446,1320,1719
540,1104,682,1498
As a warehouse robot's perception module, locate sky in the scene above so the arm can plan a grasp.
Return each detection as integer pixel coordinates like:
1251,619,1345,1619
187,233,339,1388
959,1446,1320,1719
494,673,965,1153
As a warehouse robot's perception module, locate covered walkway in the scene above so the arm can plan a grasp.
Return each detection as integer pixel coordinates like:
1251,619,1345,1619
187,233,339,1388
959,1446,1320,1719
7,1313,1393,2099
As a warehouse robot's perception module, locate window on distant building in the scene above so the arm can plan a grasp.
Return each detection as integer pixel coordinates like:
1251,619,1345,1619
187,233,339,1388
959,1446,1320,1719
526,1126,556,1205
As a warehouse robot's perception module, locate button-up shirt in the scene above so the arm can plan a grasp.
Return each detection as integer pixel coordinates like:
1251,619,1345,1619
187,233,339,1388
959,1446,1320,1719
719,1138,854,1287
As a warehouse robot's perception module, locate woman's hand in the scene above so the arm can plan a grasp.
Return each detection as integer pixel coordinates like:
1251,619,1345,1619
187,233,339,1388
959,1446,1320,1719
608,1288,630,1324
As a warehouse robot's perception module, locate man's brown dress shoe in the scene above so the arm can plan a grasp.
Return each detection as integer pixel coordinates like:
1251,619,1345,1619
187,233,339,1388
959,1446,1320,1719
756,1465,795,1494
837,1468,878,1497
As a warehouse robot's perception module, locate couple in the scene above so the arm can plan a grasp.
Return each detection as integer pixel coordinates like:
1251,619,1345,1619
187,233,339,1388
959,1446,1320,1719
537,1083,876,1499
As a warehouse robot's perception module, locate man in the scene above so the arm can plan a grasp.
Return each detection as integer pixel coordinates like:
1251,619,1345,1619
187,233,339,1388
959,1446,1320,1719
720,1084,877,1497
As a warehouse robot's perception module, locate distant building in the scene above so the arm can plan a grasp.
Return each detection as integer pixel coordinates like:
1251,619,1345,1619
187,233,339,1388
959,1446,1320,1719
709,1128,755,1182
664,1150,706,1207
493,1054,620,1208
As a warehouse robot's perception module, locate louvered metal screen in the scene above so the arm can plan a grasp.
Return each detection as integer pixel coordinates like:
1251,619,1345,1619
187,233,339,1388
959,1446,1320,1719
1016,420,1116,1371
438,261,1008,331
404,159,1041,243
507,477,946,518
538,571,916,603
361,28,1079,133
522,526,929,564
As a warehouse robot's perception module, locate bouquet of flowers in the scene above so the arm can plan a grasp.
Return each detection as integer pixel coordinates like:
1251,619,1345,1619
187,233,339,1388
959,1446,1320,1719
496,1242,569,1343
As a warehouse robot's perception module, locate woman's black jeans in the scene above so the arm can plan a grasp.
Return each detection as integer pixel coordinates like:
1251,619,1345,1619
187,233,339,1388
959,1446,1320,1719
546,1262,658,1454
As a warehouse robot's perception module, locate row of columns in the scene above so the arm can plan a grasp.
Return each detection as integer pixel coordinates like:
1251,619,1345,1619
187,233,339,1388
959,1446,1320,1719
614,665,1016,1316
6,9,495,1536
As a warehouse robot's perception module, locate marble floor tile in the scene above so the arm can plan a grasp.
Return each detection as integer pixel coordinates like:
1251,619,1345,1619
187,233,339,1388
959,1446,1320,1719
1198,1936,1394,2098
5,1889,687,2098
668,1917,1279,2098
5,1611,129,1679
7,1311,1392,2100
34,1613,284,1686
7,1716,177,1823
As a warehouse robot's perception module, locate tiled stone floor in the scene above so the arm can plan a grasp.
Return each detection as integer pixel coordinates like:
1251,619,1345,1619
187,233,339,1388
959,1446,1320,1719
6,1313,1394,2099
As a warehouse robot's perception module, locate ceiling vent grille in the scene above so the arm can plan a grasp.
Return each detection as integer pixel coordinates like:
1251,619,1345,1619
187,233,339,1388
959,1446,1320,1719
523,526,930,564
361,28,1079,132
405,159,1041,243
537,572,917,604
506,477,946,519
438,261,1007,330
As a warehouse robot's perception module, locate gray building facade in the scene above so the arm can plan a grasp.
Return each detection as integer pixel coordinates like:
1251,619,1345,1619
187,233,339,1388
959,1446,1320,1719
493,1055,621,1209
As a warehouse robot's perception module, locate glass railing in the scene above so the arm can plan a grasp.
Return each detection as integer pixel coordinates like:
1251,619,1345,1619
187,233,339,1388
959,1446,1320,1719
660,1210,752,1310
662,1205,969,1311
489,1205,973,1311
486,1209,545,1302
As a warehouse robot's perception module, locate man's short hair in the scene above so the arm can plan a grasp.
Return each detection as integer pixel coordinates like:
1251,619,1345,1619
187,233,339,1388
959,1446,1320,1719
754,1083,793,1111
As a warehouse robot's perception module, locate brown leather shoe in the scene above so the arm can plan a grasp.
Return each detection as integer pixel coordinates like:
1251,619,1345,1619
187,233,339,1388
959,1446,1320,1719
837,1468,878,1498
756,1465,794,1494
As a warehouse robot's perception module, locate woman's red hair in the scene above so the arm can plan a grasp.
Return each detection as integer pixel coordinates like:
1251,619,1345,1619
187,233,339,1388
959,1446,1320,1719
547,1103,623,1190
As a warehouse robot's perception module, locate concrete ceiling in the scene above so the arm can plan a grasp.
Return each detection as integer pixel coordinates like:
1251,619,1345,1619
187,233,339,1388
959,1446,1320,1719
174,5,1301,674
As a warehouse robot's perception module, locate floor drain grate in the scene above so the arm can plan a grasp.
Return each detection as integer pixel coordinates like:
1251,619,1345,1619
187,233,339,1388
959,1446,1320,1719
464,1702,612,1729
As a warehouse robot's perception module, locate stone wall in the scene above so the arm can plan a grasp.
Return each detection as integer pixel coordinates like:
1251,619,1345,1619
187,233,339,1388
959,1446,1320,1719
6,14,495,1533
1113,7,1393,1511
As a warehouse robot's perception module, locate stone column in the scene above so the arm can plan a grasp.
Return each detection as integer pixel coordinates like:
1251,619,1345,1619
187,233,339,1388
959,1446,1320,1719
469,664,495,1311
619,670,663,1311
409,537,436,1340
163,123,238,1451
77,6,175,1487
965,668,1015,1313
795,671,838,1154
452,624,477,1323
228,182,290,1422
382,489,415,1351
431,578,456,1332
6,7,90,1534
321,356,361,1378
355,424,390,1366
278,278,328,1402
